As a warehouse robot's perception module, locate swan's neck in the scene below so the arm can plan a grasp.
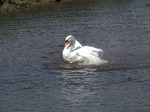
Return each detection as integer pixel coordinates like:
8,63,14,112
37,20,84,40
67,40,75,50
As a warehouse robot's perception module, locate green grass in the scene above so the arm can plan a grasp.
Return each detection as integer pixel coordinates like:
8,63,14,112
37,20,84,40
0,2,15,11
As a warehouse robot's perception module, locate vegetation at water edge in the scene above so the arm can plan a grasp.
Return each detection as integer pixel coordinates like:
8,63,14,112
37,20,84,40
0,0,60,11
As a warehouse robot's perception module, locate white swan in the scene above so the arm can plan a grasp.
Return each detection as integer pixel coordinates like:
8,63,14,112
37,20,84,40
62,35,107,65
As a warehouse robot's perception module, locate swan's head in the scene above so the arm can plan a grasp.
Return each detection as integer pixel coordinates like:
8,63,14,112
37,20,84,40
64,35,76,48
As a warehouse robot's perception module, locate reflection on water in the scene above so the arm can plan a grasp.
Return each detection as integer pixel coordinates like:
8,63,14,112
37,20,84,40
60,67,150,112
0,0,150,112
61,68,97,102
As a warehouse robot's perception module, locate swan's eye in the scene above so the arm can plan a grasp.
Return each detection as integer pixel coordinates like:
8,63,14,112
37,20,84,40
65,40,68,42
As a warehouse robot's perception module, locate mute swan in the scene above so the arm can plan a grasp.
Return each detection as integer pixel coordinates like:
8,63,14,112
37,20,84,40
62,35,107,65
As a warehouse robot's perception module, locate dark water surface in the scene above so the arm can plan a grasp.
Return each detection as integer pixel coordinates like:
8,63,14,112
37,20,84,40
0,0,150,112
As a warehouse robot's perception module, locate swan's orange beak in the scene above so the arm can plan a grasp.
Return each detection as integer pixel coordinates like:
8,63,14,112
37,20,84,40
65,41,69,47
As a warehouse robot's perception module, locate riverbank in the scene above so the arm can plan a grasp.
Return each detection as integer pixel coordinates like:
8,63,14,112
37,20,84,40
1,0,150,12
0,0,69,11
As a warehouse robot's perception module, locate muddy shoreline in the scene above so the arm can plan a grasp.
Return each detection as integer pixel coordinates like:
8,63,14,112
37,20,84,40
0,0,71,12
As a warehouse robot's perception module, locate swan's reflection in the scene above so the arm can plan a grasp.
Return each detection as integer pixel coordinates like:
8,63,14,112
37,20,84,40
60,67,98,105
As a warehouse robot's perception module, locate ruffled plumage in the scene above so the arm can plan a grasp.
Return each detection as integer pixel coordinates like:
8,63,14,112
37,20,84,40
62,35,107,65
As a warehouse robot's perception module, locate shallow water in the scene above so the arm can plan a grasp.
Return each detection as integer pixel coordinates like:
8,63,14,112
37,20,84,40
0,0,150,112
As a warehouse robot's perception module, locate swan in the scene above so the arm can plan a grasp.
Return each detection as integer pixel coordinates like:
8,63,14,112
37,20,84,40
62,35,107,65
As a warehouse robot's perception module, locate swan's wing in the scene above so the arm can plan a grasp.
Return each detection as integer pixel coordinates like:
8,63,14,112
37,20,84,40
78,46,103,58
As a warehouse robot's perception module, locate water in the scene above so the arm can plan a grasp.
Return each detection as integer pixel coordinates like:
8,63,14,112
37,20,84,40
0,0,150,112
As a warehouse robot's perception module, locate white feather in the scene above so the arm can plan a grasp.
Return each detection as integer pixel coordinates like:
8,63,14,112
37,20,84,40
62,35,107,65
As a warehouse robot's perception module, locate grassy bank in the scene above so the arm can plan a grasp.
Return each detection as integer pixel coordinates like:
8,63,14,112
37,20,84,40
0,0,61,11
